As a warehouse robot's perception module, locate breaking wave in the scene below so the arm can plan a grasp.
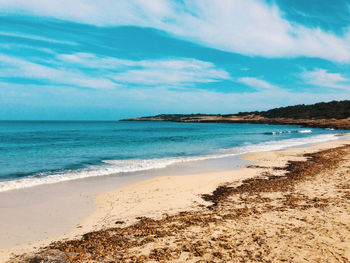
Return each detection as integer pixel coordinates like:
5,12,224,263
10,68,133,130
0,133,339,192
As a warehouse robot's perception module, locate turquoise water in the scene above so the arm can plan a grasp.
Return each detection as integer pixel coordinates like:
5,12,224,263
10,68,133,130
0,121,343,191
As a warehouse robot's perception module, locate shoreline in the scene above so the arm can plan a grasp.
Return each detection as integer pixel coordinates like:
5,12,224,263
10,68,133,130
0,154,248,262
81,134,350,230
122,116,350,130
0,132,340,194
1,134,350,262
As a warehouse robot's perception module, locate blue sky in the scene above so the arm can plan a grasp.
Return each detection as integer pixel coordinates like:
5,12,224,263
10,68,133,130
0,0,349,120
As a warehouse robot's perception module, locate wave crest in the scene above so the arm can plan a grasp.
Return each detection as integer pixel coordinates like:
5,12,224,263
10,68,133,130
0,133,338,192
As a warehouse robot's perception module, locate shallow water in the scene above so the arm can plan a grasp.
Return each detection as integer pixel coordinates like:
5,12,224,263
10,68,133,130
0,121,344,191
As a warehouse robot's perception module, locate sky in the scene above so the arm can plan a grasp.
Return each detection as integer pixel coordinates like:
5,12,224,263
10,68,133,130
0,0,349,120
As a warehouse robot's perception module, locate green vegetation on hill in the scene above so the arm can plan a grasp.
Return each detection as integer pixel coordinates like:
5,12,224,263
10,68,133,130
237,100,350,119
122,100,350,122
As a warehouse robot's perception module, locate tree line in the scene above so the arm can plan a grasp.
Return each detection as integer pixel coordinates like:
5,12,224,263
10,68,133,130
236,100,350,119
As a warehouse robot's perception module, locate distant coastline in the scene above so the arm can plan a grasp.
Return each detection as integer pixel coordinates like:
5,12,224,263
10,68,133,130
121,100,350,130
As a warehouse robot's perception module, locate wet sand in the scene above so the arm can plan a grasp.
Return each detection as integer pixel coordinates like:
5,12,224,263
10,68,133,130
3,135,350,262
0,154,246,262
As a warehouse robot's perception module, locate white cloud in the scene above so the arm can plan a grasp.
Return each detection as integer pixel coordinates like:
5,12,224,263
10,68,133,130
1,0,350,62
56,53,135,69
111,59,230,85
0,0,175,26
0,31,77,45
56,52,231,86
0,54,118,89
237,77,279,91
0,53,230,89
301,69,350,90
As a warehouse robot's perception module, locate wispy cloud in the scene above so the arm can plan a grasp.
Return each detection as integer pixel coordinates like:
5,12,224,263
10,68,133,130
0,31,77,45
301,68,350,90
1,0,350,62
56,53,135,69
237,77,279,91
111,59,231,85
0,54,119,89
0,52,231,89
57,52,231,86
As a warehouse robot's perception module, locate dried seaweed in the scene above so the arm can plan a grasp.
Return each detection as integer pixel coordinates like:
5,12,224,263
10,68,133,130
8,145,350,263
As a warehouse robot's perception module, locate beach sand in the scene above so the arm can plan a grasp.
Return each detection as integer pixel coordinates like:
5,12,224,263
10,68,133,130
2,135,350,262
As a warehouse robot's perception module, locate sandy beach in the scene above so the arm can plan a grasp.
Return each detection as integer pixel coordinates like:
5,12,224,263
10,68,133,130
2,1,349,262
2,135,350,262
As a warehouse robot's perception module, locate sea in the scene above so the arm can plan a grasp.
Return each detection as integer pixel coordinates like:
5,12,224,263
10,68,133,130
0,120,345,192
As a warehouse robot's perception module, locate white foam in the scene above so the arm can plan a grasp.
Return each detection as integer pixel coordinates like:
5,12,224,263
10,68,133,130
0,133,339,192
298,129,312,133
266,130,308,135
